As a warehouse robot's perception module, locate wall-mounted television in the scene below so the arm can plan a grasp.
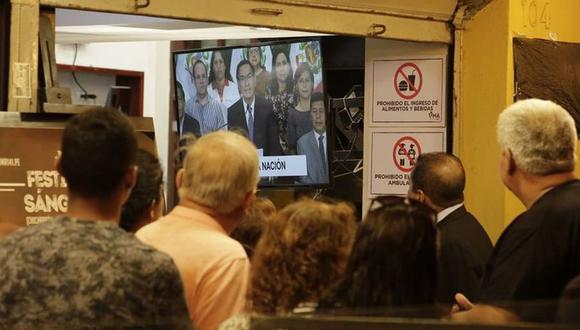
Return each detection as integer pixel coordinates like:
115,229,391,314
173,38,331,187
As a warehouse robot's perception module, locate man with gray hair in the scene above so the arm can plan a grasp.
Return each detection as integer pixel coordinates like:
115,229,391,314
137,131,260,330
457,99,580,312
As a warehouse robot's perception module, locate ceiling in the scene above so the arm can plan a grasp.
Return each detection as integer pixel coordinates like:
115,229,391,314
55,1,492,44
55,9,326,44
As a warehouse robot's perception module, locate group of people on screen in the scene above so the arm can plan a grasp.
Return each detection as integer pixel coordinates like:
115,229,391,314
175,42,328,184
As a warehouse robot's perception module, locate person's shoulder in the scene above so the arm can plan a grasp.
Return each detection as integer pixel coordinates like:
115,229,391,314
228,97,243,111
297,130,315,144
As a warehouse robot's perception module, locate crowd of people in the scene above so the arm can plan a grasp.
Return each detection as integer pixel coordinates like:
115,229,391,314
177,43,329,184
0,97,579,329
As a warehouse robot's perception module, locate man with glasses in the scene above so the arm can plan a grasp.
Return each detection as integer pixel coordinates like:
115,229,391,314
228,59,282,156
185,60,226,136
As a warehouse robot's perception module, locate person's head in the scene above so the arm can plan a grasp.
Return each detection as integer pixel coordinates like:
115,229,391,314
120,149,164,233
175,81,185,120
192,60,208,98
497,99,577,189
248,46,264,70
236,59,256,104
409,152,465,211
294,63,314,102
208,50,233,84
230,197,277,259
249,199,356,313
270,47,293,94
177,131,259,215
57,109,137,203
310,92,326,134
331,196,437,309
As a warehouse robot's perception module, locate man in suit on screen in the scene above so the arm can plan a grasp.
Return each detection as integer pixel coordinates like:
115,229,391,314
297,92,329,184
228,59,282,156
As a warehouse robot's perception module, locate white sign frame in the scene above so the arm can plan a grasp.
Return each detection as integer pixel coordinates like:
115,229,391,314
369,127,447,196
371,57,446,127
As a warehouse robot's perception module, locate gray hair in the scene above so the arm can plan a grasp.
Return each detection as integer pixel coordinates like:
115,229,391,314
179,131,260,213
497,99,577,175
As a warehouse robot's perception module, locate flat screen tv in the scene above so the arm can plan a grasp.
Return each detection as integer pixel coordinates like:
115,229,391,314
173,38,331,187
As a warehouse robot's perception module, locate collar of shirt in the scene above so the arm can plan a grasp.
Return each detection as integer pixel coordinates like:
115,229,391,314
170,205,228,235
437,202,464,223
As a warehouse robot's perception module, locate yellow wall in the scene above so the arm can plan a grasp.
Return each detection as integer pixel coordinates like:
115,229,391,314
505,0,580,223
461,0,580,242
459,0,511,242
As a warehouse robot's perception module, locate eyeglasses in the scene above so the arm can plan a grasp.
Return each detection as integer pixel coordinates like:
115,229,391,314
238,73,254,82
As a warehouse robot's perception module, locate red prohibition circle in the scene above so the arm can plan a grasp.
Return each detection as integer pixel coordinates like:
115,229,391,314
392,136,422,173
393,63,423,100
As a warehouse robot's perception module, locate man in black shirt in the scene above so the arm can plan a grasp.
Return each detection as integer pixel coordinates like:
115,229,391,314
455,99,580,321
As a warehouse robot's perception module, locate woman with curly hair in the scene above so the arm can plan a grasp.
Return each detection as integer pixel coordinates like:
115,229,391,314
219,199,356,329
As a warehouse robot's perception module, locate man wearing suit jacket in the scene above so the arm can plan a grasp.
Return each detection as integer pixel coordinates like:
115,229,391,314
409,152,492,305
454,99,580,322
297,93,329,184
228,59,282,156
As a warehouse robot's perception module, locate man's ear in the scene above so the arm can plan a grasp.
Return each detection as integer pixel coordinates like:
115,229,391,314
175,168,185,190
54,150,63,175
125,165,138,190
505,149,517,175
409,189,426,203
241,189,256,211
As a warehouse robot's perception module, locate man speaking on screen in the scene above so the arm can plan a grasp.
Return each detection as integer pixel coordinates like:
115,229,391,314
228,59,282,156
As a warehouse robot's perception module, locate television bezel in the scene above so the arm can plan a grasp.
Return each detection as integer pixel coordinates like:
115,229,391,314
171,37,333,189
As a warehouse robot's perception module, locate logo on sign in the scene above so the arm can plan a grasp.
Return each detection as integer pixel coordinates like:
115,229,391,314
392,136,422,173
393,63,423,100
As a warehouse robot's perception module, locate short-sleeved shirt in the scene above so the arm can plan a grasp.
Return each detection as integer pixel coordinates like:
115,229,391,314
0,216,192,329
136,206,250,330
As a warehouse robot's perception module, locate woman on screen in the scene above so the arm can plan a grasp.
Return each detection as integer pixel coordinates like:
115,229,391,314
248,46,272,97
266,46,294,153
208,49,239,119
286,62,314,153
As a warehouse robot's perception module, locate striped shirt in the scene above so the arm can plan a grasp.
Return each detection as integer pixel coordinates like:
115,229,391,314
185,95,226,135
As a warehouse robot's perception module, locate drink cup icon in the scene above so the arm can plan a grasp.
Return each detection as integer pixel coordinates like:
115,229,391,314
408,70,416,91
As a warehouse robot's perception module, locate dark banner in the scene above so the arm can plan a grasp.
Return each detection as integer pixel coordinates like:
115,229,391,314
513,38,580,136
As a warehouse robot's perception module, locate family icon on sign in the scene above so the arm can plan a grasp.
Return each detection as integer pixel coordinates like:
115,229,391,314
392,136,422,173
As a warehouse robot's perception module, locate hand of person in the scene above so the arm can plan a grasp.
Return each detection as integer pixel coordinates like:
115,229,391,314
450,293,474,313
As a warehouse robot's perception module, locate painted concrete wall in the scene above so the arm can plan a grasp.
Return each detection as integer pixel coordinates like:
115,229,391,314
460,0,580,241
55,41,171,193
458,0,511,242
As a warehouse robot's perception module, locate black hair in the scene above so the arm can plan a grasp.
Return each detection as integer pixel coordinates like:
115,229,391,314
326,200,437,309
410,152,465,208
208,49,234,84
236,59,254,81
192,59,207,76
310,92,325,107
61,109,137,198
120,149,163,233
268,47,294,95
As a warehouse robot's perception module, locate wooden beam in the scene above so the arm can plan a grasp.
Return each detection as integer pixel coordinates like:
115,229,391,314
39,0,452,44
8,0,40,112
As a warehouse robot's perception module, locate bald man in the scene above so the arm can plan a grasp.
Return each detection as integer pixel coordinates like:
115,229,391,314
409,152,492,305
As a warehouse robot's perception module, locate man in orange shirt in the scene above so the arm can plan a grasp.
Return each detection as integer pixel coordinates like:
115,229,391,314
137,131,259,330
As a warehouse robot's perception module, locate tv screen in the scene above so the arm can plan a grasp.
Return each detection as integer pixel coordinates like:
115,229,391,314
173,38,330,187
